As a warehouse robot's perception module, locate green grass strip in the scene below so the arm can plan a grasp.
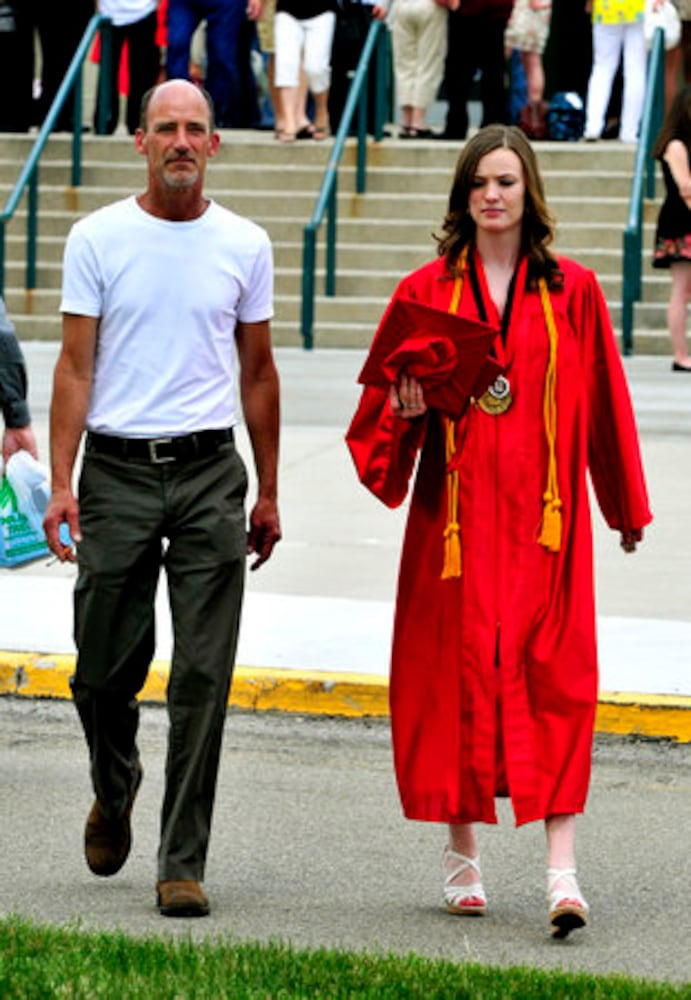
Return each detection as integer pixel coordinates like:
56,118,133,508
0,916,689,999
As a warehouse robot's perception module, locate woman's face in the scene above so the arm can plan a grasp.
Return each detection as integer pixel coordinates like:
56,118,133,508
467,148,526,239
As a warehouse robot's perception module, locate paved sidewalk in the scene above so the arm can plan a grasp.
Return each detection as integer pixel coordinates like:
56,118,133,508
1,346,690,740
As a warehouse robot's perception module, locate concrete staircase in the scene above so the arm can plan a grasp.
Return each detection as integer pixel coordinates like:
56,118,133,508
0,131,668,351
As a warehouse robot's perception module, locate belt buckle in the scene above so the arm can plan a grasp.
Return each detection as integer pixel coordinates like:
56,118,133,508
148,437,175,463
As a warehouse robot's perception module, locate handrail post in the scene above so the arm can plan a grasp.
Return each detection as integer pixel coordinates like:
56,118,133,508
96,20,113,136
326,178,338,296
71,67,84,188
301,225,317,349
27,170,39,291
621,27,664,356
356,88,367,193
0,222,5,299
373,27,387,141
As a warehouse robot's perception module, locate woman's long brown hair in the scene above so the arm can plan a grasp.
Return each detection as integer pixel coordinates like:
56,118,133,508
435,124,563,290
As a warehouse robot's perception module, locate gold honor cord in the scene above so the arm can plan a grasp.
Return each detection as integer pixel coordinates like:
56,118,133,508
440,253,562,580
537,276,562,553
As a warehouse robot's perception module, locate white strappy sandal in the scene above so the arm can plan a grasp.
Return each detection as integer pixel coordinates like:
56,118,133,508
547,867,589,938
442,846,487,916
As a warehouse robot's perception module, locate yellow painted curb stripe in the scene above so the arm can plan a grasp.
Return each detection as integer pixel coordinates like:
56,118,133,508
2,652,690,739
0,652,390,718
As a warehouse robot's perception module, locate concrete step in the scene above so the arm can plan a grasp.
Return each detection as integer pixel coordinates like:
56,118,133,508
0,128,668,354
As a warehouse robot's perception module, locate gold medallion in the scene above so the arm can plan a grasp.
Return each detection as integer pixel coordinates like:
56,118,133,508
477,375,512,415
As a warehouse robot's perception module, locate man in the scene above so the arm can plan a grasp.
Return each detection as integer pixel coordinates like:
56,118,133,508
0,297,38,464
43,79,281,918
328,0,388,136
438,0,513,140
166,0,264,128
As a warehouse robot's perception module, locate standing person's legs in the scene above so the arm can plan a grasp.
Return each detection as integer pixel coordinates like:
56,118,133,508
477,16,509,127
302,11,336,136
545,813,588,937
72,455,165,868
34,0,93,131
204,0,247,127
125,11,161,134
443,822,487,914
619,21,646,143
94,24,127,135
406,0,447,130
0,2,34,131
584,23,623,139
667,261,691,366
158,446,248,884
274,10,305,139
391,0,418,132
328,1,370,133
166,0,200,81
442,11,477,138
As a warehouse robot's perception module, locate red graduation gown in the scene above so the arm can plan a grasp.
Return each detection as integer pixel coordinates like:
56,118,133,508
346,254,652,827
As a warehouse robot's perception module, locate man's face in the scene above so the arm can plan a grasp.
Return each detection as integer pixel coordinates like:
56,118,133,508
135,82,220,192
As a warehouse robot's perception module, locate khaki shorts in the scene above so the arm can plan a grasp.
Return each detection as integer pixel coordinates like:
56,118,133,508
505,0,552,54
676,0,691,22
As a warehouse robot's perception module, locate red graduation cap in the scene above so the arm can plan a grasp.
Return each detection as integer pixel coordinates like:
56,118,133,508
357,297,503,418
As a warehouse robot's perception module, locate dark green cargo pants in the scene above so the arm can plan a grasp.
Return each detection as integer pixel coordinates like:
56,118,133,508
70,438,247,881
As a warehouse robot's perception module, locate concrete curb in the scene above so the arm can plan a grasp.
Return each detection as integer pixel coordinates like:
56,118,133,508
2,650,691,742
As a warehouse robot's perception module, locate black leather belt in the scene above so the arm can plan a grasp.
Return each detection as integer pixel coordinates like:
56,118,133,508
85,428,234,464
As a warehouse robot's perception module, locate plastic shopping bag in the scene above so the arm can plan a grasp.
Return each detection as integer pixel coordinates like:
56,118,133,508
0,450,51,567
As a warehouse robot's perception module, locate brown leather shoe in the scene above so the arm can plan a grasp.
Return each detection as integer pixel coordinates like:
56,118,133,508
157,880,210,917
84,763,142,877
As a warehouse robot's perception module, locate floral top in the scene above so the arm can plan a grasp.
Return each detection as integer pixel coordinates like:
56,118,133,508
592,0,644,23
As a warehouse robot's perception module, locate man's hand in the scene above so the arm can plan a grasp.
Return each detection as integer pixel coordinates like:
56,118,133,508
2,425,38,466
43,487,81,562
620,528,643,553
247,496,281,570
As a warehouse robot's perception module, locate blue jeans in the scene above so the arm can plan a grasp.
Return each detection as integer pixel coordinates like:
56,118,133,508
166,0,247,127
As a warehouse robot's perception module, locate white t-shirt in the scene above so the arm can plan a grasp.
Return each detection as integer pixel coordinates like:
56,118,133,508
98,1,158,27
60,196,274,437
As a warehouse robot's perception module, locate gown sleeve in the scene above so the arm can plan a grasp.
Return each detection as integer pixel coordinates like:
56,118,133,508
576,268,652,533
346,284,428,508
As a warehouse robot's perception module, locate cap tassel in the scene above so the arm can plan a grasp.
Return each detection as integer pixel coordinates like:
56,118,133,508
537,278,562,553
441,416,462,578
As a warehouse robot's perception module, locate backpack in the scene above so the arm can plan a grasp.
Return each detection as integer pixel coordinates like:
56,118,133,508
546,92,585,142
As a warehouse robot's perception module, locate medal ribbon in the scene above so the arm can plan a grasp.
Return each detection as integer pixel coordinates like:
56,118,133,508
440,254,562,580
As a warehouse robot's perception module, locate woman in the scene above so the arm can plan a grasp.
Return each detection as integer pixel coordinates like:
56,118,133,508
505,0,552,139
583,0,646,143
273,0,336,141
347,125,651,937
652,83,691,370
390,0,455,139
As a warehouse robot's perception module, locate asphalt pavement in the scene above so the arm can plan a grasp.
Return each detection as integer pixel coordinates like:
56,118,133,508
1,697,691,985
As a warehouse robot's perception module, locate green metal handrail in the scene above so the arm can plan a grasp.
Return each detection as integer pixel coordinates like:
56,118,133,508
0,14,112,299
301,20,389,349
621,27,665,355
